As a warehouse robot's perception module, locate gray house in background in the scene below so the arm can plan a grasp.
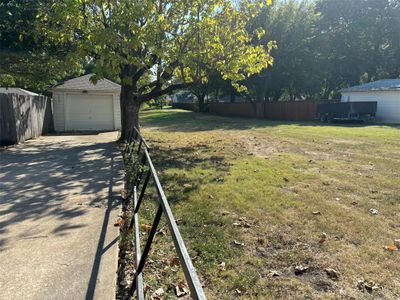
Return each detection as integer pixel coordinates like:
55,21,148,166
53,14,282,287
340,79,400,124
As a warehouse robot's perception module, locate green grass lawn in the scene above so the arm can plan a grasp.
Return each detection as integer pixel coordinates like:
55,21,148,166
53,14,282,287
132,109,400,299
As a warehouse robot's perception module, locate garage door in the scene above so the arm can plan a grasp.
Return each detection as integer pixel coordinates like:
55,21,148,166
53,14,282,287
66,94,114,131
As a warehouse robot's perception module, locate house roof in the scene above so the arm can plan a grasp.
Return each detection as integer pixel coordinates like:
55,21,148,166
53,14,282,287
340,79,400,93
0,87,39,96
53,74,121,92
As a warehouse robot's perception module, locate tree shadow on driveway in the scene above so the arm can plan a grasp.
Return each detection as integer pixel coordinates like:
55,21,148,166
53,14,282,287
0,133,123,299
0,138,121,246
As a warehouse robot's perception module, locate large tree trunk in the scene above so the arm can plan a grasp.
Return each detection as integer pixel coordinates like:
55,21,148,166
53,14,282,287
197,93,206,112
230,88,236,103
119,65,140,141
120,85,140,140
255,84,265,102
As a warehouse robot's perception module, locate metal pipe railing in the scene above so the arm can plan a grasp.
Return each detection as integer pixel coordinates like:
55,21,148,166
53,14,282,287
123,127,206,300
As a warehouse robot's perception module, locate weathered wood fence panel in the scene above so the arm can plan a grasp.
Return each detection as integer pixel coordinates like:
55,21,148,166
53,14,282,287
209,102,257,118
0,93,54,146
263,101,319,121
209,101,319,121
0,94,17,145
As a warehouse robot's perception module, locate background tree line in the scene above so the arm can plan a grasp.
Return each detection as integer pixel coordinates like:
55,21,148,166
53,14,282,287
193,0,400,104
1,0,399,104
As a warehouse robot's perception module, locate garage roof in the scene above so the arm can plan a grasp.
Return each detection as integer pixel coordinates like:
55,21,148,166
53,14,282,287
0,87,39,96
340,79,400,93
53,74,121,92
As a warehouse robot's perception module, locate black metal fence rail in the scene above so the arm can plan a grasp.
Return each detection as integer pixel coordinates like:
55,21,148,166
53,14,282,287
123,127,206,300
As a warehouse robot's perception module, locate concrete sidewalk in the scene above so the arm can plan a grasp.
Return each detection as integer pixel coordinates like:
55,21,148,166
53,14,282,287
0,132,123,300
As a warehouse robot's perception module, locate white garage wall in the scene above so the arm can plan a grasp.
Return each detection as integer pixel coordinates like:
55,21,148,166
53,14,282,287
113,94,121,130
341,91,400,123
52,90,121,131
53,91,65,131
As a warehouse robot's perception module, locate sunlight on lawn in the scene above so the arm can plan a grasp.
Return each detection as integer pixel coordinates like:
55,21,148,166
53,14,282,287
138,109,400,299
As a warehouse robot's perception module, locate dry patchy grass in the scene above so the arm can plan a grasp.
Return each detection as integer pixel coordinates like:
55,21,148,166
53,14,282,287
124,109,400,299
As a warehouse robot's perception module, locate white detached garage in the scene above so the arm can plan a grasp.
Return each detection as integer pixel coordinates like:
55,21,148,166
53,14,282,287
340,79,400,124
52,74,121,131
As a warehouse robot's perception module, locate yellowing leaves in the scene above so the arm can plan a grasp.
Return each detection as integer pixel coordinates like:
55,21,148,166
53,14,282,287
40,0,274,95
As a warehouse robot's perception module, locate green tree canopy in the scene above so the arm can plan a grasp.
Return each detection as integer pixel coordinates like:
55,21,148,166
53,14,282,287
39,0,274,137
243,0,400,102
315,0,400,98
0,0,82,92
245,0,320,101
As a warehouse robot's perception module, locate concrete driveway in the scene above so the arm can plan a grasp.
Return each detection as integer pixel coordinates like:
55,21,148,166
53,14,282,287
0,132,123,300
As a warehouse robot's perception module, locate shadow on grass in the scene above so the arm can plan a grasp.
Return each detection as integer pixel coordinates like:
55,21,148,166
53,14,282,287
135,141,229,205
140,109,400,133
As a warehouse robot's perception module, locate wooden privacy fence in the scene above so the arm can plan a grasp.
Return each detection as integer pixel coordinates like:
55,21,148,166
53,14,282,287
208,102,258,118
171,100,320,121
209,101,319,121
0,93,54,146
263,101,319,121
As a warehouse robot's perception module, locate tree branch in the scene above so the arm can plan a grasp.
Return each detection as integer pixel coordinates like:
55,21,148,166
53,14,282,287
138,60,179,93
100,3,109,28
138,82,193,103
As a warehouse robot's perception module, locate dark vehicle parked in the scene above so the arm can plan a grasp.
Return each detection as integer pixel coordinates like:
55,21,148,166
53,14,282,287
317,101,377,123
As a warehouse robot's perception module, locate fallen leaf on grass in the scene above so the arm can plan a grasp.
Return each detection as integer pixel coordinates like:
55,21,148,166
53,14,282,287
140,224,152,232
151,287,164,300
218,261,226,271
233,240,245,247
169,257,180,267
175,218,185,225
369,208,378,215
214,177,224,183
294,264,309,275
156,228,166,236
233,217,252,228
325,268,340,280
357,279,380,293
384,245,398,251
114,219,124,227
268,270,281,278
319,232,327,245
175,283,189,297
257,238,265,245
